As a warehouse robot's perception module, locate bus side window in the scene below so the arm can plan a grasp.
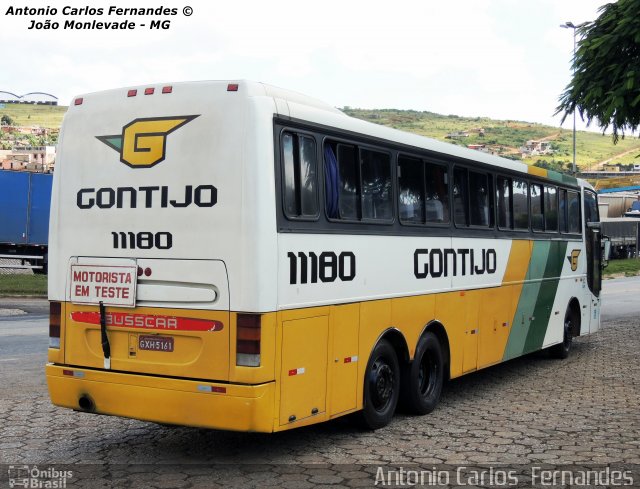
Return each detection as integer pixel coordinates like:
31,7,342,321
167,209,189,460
425,162,449,223
513,179,529,230
559,189,568,233
584,190,599,224
567,190,581,233
398,156,425,223
337,144,359,220
282,132,319,219
497,176,512,229
531,183,544,231
469,171,492,227
453,167,468,226
360,148,392,220
544,185,558,232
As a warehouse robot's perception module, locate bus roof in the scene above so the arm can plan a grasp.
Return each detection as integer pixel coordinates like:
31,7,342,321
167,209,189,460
70,79,583,188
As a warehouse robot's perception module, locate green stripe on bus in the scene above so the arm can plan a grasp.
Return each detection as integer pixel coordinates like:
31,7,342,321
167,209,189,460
545,170,578,187
503,241,549,361
522,240,568,353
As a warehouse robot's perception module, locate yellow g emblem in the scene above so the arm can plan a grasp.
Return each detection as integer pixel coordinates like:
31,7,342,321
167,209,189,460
567,249,581,271
97,115,199,168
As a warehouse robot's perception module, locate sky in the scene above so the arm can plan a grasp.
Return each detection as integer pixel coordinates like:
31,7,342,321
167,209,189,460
0,0,610,130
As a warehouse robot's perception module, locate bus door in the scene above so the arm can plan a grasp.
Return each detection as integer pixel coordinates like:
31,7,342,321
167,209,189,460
584,190,602,332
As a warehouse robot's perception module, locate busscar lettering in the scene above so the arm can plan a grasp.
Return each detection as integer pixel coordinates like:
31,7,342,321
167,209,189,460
76,185,217,209
414,248,497,279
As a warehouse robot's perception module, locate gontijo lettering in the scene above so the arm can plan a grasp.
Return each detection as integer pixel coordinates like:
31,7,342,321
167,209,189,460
414,248,497,279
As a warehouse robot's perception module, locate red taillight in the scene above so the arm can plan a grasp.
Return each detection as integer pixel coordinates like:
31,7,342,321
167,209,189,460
127,89,137,97
144,267,152,277
144,87,154,95
49,301,61,348
227,83,239,92
236,313,260,366
162,86,172,94
74,97,83,105
137,266,143,277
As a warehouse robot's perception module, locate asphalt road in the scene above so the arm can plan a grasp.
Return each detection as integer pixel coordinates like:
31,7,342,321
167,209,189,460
0,279,639,488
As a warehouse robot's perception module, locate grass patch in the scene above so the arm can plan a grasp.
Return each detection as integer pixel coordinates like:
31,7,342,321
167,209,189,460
0,104,67,128
603,258,640,277
0,274,47,296
343,108,640,171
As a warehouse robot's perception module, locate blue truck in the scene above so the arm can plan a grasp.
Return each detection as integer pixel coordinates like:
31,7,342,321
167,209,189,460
0,170,53,273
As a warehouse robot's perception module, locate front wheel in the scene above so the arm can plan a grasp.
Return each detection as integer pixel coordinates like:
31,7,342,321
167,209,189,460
359,339,400,430
551,308,575,359
402,332,444,415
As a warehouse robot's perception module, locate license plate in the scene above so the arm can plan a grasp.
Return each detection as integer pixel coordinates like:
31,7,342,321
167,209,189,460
138,335,174,352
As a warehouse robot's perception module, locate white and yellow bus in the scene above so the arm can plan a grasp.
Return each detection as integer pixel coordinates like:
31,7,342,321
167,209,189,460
47,81,606,432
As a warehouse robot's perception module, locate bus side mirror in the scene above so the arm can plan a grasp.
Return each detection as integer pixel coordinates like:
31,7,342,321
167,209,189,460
602,235,611,268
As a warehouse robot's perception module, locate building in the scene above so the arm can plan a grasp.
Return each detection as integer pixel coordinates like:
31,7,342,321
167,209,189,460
1,146,56,172
520,140,554,157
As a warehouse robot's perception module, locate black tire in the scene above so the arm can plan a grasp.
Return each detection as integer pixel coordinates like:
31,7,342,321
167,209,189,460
401,332,444,415
551,307,574,359
359,339,400,430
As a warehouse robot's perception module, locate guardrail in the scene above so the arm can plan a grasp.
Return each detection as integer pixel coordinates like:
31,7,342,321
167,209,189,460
0,254,43,270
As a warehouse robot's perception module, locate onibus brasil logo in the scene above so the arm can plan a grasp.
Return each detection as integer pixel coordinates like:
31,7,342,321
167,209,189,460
96,115,199,168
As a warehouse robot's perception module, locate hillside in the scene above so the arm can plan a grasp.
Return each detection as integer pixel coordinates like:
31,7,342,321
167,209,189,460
1,104,638,173
0,104,66,128
342,108,640,172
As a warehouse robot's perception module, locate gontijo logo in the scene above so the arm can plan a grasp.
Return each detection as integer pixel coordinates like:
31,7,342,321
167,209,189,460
96,115,199,168
567,249,581,271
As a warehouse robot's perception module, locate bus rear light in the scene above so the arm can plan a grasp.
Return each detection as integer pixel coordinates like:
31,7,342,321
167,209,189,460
236,313,261,367
74,98,83,105
137,266,143,277
162,86,172,94
127,89,137,97
227,83,239,92
144,267,152,277
144,87,154,95
49,301,61,349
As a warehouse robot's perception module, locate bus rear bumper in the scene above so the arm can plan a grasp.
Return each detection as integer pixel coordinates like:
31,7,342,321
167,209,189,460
46,364,275,432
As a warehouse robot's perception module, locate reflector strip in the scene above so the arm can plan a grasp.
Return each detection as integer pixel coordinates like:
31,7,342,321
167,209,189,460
197,385,226,394
288,367,305,376
62,370,85,378
70,311,223,332
344,356,358,363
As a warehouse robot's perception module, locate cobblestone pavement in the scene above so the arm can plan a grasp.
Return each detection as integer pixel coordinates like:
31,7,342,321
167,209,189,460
0,308,639,487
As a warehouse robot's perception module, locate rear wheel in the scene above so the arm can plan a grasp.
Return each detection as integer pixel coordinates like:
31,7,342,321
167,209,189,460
359,339,400,430
402,332,444,414
551,307,575,359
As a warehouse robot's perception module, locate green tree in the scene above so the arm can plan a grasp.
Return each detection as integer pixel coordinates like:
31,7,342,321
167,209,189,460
556,0,640,143
1,114,15,126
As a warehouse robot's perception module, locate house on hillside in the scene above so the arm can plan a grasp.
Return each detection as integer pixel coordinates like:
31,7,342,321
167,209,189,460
520,140,554,158
445,131,469,139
